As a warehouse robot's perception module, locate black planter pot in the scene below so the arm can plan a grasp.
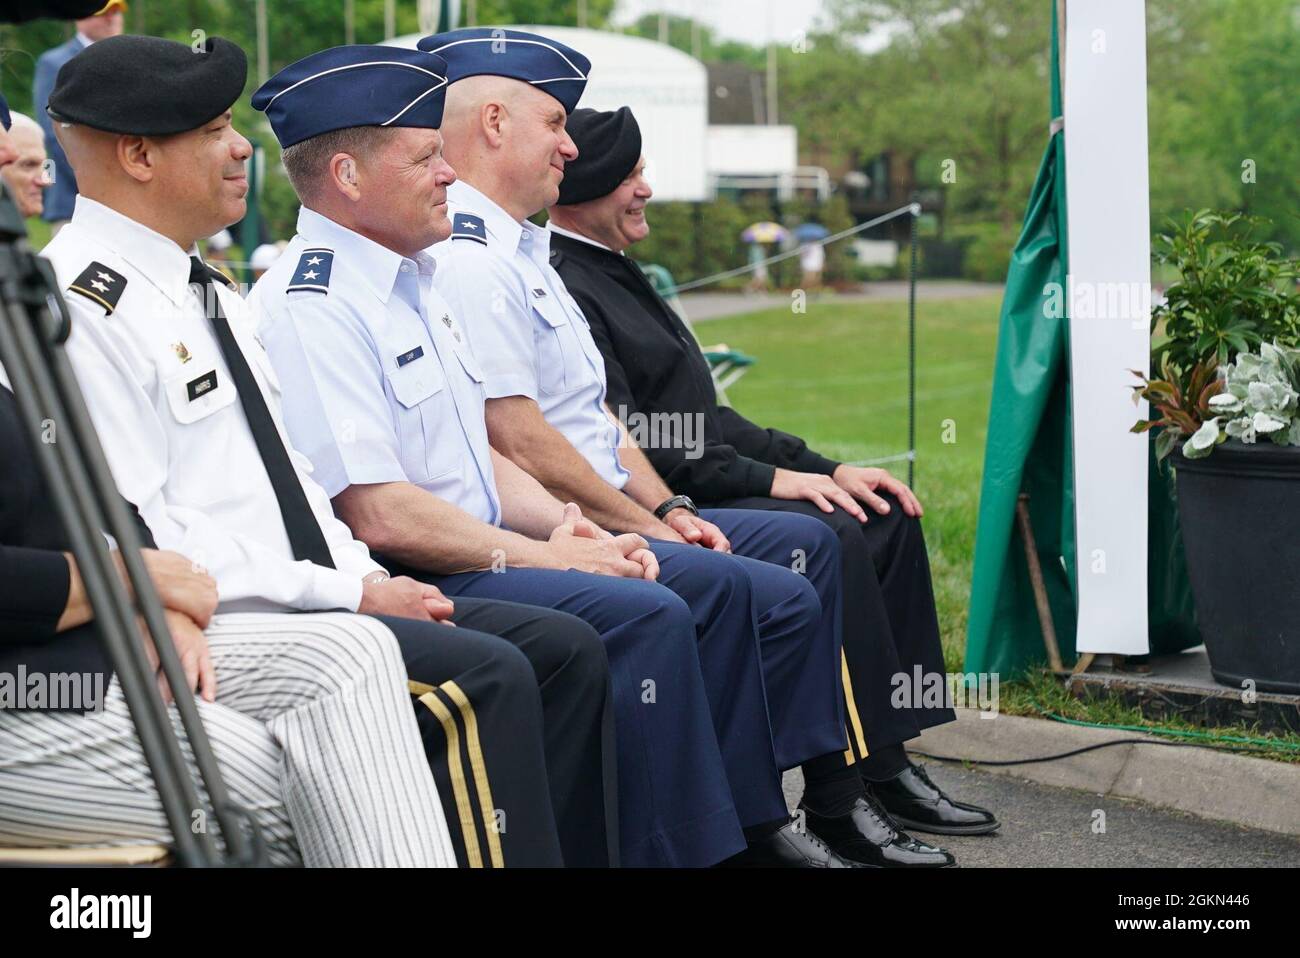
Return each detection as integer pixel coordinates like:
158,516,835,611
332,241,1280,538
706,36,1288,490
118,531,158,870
1173,440,1300,694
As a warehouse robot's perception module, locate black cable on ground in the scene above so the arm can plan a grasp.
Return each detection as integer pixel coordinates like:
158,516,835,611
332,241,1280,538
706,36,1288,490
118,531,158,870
912,736,1295,768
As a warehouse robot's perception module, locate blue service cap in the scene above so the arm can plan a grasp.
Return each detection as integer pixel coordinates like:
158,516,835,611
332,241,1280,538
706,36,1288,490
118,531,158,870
252,44,450,148
418,28,590,114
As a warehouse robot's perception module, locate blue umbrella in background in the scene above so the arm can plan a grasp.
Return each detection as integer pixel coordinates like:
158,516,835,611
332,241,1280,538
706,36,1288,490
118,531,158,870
794,222,831,243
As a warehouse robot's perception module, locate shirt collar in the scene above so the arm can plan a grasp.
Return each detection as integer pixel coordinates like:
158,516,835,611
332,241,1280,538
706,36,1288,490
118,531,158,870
447,179,552,265
547,222,624,256
75,33,94,48
296,205,434,304
70,195,198,307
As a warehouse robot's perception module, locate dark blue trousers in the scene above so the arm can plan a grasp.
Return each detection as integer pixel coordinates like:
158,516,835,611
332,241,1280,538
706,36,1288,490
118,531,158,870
421,565,745,868
646,508,847,820
701,507,848,768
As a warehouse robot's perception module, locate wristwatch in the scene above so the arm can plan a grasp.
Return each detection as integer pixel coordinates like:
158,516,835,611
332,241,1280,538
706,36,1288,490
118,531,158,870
654,494,699,521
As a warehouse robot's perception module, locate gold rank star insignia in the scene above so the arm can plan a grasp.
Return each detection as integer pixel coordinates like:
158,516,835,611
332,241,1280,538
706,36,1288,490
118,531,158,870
172,342,193,364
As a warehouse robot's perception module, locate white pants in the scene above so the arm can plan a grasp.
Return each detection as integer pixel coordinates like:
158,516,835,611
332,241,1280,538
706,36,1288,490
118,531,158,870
0,612,456,867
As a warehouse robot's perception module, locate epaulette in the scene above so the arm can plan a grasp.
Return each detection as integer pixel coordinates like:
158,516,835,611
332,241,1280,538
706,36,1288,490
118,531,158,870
451,213,487,245
66,262,127,314
287,247,333,294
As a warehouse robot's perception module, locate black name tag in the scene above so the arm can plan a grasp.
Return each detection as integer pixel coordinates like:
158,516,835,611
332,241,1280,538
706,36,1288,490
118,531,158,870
396,345,424,368
187,370,218,402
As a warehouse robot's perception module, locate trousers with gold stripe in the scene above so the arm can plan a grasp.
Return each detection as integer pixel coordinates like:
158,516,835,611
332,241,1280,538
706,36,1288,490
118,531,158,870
372,597,616,869
708,492,956,759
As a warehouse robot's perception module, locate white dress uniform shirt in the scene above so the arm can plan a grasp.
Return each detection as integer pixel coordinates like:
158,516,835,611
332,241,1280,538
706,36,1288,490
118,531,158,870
42,196,384,613
249,206,501,527
430,180,630,490
547,221,619,255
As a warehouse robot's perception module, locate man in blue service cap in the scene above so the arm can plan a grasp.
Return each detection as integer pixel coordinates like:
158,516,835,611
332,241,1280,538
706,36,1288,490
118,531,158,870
422,28,956,867
252,40,860,868
41,34,602,869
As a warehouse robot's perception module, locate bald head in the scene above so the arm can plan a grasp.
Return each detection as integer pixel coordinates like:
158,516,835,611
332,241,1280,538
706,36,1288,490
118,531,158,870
439,75,578,222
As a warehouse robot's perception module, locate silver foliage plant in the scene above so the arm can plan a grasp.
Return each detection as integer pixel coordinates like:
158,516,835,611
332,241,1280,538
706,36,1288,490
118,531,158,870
1183,341,1300,458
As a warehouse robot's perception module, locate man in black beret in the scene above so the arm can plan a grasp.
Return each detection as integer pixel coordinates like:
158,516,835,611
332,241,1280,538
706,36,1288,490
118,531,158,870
548,105,1001,844
36,33,611,868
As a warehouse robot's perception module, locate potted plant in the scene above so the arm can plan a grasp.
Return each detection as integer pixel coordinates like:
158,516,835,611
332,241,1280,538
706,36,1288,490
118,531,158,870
1132,211,1300,693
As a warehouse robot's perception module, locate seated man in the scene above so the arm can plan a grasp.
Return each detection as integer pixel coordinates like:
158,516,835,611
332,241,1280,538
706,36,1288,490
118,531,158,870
0,99,451,867
422,27,956,867
0,112,49,220
39,34,612,868
250,44,855,869
547,105,999,837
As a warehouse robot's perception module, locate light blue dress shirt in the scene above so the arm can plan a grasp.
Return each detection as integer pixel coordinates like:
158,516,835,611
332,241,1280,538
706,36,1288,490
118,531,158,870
429,180,630,490
250,205,501,526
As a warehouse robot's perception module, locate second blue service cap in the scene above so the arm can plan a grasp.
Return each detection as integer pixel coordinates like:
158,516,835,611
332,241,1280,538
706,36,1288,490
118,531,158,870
418,28,590,113
252,44,450,147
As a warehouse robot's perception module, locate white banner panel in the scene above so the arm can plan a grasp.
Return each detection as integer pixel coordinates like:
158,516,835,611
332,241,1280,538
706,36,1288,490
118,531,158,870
1064,0,1151,654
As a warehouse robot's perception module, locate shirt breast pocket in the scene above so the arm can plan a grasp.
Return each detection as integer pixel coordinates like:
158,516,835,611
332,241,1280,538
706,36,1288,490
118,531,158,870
384,354,451,484
533,300,589,396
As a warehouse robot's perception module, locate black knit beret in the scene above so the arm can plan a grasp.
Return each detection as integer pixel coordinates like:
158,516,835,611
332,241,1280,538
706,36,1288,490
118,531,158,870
557,106,642,206
48,34,247,136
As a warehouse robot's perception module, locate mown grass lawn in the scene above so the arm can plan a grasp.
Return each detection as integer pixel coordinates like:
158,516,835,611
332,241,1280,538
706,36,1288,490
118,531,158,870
700,292,1001,672
703,292,1300,759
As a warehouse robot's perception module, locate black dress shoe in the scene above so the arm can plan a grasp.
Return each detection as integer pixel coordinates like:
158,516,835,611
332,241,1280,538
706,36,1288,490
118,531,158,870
800,795,956,868
720,822,862,868
870,761,1000,836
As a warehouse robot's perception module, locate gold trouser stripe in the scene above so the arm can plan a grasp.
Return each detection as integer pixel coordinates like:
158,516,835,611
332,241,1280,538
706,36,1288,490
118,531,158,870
412,687,483,868
439,681,504,868
841,649,870,763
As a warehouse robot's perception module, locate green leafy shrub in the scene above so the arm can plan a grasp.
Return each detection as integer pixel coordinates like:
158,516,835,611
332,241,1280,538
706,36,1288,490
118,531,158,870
1181,341,1300,458
1131,209,1300,456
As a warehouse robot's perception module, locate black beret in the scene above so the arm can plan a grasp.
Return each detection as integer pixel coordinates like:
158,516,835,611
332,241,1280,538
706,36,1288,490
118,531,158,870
48,34,247,136
556,106,642,206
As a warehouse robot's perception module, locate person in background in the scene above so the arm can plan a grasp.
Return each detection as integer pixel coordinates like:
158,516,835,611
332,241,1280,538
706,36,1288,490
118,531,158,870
249,241,281,282
205,227,234,270
799,239,825,292
0,113,49,220
33,0,127,234
745,241,771,293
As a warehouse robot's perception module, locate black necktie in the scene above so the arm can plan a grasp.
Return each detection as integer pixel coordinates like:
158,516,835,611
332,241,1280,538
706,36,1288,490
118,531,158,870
188,258,335,569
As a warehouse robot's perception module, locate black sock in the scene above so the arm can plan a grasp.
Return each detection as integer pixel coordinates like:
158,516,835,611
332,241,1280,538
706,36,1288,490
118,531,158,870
743,818,786,844
801,752,867,816
857,743,910,783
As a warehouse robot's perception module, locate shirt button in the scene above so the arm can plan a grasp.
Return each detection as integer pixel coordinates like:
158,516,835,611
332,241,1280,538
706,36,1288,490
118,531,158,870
400,264,412,273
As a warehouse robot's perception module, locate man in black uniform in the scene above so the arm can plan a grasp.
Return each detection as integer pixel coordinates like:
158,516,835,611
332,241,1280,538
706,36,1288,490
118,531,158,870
547,106,999,838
